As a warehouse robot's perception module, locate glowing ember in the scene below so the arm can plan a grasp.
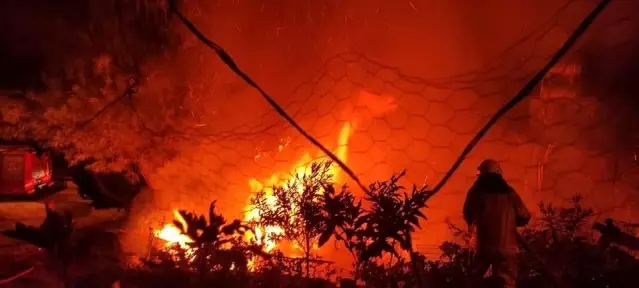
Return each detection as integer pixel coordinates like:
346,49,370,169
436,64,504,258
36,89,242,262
244,122,353,252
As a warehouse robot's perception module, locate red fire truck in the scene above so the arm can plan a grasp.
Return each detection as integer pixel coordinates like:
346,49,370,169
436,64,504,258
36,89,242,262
0,145,54,195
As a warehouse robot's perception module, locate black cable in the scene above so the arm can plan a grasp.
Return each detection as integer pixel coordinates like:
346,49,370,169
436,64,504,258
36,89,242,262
167,0,370,193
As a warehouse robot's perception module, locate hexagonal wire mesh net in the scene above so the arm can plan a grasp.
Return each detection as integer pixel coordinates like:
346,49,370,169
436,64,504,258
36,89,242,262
134,7,639,258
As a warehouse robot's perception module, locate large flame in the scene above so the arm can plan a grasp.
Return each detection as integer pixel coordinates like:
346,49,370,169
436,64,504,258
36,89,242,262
150,88,399,269
152,122,352,257
244,122,353,252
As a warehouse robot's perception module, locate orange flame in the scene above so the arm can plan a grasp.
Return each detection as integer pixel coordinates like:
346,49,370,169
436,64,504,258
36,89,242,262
150,88,400,272
152,122,353,267
154,210,196,259
244,122,353,252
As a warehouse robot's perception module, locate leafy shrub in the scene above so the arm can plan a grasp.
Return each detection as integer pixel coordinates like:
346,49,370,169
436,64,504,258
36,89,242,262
250,162,430,285
250,161,336,278
355,194,639,288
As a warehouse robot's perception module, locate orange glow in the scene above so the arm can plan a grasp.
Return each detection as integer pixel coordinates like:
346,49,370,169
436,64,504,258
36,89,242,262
156,210,193,248
357,90,398,117
156,224,193,248
154,210,196,259
153,122,353,270
151,88,393,260
244,122,353,253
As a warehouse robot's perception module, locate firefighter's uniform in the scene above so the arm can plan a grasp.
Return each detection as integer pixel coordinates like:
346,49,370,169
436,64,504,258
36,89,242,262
463,159,531,287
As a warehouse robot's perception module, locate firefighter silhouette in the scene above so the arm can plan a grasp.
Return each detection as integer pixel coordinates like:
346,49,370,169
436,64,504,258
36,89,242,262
463,159,531,287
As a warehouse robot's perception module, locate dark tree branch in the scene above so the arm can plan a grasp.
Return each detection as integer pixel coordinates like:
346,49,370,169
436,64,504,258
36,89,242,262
167,0,369,193
425,0,612,200
76,78,138,128
515,233,568,288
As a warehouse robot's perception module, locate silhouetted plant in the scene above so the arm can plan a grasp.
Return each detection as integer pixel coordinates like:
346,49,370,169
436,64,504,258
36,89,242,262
440,195,638,288
250,249,337,283
2,204,122,287
354,170,429,287
250,161,333,279
535,194,594,241
446,218,472,245
303,169,430,284
356,242,475,287
357,256,415,288
593,218,639,251
172,201,253,275
358,251,473,288
316,180,364,270
3,204,73,256
352,194,639,288
3,204,74,284
316,183,361,248
356,171,428,260
517,194,621,287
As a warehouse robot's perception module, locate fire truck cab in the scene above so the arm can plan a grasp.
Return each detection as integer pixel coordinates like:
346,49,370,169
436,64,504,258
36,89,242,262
0,145,54,195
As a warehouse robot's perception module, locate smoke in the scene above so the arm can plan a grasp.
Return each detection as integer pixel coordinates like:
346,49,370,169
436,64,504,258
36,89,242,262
4,0,637,123
176,0,588,92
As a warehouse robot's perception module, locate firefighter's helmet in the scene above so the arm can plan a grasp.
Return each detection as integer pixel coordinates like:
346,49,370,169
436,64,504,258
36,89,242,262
478,159,502,175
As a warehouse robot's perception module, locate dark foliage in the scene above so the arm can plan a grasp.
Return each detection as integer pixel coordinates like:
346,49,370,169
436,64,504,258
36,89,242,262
356,170,428,262
249,160,435,284
250,163,430,285
144,200,336,287
158,201,255,275
0,0,176,91
251,250,337,281
3,204,73,256
2,204,122,286
72,166,147,210
314,179,364,276
173,201,249,247
356,194,639,288
316,183,362,249
7,169,638,288
594,218,639,251
250,161,334,278
515,195,639,288
320,170,429,285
